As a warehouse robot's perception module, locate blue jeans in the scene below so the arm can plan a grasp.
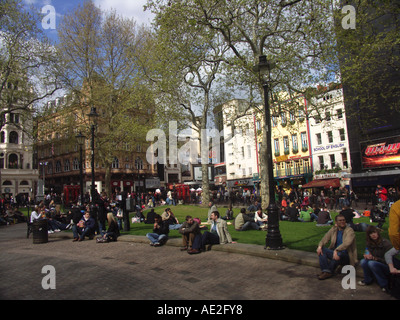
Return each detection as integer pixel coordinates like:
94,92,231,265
146,233,168,245
238,221,260,231
318,247,350,274
360,258,400,288
168,224,182,230
72,225,94,240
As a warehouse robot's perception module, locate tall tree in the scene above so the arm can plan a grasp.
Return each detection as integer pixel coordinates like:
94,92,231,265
142,2,232,205
0,0,61,131
57,0,155,196
146,0,336,208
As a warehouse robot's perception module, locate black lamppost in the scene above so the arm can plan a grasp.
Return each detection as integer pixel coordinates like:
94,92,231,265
75,131,85,205
135,157,141,193
88,107,99,202
254,55,284,250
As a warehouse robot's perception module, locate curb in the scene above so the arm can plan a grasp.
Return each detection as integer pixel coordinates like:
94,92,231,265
52,231,363,277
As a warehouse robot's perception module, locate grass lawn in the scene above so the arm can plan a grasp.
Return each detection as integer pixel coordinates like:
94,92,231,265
125,204,390,260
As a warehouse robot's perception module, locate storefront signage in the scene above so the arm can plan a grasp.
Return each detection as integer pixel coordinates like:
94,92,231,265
361,136,400,169
313,143,345,152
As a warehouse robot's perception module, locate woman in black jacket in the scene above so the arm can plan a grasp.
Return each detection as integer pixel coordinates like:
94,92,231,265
97,212,120,242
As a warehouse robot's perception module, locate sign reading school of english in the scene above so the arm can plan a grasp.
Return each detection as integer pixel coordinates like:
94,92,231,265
313,143,345,153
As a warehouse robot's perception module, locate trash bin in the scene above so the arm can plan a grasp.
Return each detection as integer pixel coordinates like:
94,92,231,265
32,219,48,244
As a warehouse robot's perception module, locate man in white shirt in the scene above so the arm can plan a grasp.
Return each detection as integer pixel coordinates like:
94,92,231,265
30,206,41,223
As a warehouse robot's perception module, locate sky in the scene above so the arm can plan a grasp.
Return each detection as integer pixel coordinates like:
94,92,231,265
23,0,155,43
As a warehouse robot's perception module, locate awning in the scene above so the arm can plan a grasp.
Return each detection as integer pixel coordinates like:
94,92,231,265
301,178,340,189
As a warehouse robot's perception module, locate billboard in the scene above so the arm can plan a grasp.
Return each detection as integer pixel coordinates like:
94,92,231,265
361,136,400,169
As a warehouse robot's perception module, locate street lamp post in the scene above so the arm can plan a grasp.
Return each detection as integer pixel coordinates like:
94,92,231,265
75,131,86,205
254,55,284,250
88,107,99,203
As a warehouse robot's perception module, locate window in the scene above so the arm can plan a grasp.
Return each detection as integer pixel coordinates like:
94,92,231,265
274,138,280,155
329,154,335,169
318,156,324,170
9,131,18,144
327,131,333,143
325,111,331,121
247,145,251,159
301,132,308,150
291,134,298,151
271,116,278,127
241,146,245,159
73,158,79,170
281,112,287,126
289,112,295,122
64,159,70,172
341,152,348,168
283,136,289,154
316,133,322,145
135,158,143,170
8,154,18,169
339,128,345,141
112,157,119,169
337,109,343,119
55,161,62,173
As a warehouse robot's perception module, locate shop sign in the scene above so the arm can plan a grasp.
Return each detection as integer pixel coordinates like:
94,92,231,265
361,136,400,169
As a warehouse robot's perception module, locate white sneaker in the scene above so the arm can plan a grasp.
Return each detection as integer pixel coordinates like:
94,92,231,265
48,230,54,234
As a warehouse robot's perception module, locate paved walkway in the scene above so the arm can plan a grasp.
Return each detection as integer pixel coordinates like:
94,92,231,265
0,223,394,301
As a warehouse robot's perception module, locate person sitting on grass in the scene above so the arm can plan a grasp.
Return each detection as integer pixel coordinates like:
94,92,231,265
234,208,259,231
146,214,169,247
162,208,182,230
316,214,358,280
254,209,268,230
299,206,312,222
316,208,333,226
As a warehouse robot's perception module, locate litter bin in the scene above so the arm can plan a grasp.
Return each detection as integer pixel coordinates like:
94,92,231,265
32,219,48,244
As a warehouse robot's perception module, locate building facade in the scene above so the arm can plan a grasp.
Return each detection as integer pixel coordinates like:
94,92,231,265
305,86,351,189
0,108,38,201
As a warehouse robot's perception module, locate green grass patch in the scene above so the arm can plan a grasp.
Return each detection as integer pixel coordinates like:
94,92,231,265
125,204,389,259
18,204,389,260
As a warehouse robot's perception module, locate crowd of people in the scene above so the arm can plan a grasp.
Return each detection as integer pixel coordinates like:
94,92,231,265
1,181,399,298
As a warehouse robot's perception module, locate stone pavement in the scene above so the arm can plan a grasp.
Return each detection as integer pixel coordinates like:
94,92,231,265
0,223,395,302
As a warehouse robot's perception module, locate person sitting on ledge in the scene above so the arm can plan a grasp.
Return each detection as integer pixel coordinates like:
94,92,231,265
316,214,358,280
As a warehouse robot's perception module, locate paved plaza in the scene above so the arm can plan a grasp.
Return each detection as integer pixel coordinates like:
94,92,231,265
0,223,394,304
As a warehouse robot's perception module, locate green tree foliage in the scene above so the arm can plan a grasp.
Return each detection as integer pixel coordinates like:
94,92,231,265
57,0,155,196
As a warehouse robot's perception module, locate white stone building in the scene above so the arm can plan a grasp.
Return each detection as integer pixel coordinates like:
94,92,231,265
0,108,38,202
307,87,351,184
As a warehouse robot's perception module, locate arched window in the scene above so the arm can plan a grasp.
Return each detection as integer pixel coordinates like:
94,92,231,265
64,159,70,172
9,131,18,144
73,158,79,170
0,131,4,143
55,160,61,173
112,157,119,169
